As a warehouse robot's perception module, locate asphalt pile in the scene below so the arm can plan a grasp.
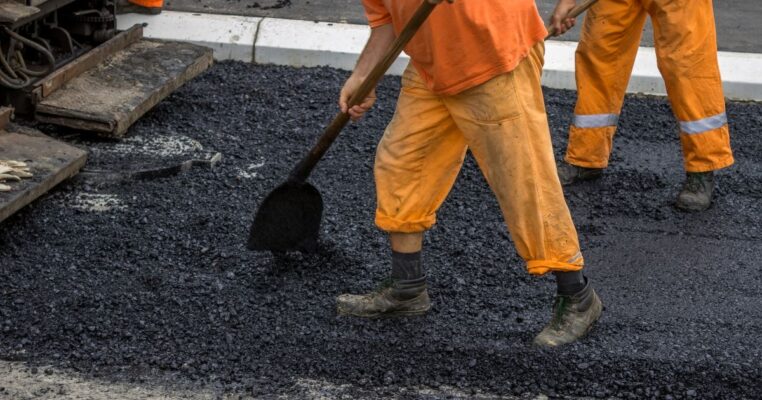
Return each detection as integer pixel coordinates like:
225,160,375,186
1,62,760,398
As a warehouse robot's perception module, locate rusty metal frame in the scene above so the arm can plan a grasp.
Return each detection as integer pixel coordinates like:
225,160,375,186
35,39,213,137
32,24,144,100
3,0,78,29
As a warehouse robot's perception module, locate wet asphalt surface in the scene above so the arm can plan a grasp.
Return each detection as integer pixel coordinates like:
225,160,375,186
1,62,761,399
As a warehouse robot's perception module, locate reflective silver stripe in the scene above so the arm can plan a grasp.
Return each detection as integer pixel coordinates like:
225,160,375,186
679,112,728,134
567,252,583,265
573,114,619,129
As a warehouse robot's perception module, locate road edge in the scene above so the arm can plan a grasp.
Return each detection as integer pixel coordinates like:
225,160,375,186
117,11,762,101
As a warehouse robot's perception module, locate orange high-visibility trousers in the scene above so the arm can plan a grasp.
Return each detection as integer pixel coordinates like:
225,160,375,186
129,0,162,8
375,43,583,276
565,0,734,172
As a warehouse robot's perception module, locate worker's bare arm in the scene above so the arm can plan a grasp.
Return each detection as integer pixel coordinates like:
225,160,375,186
339,23,395,121
550,0,578,36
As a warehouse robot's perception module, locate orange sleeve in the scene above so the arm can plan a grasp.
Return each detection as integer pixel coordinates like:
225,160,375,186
361,0,393,28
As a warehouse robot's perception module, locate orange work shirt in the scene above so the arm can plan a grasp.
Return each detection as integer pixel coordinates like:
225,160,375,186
361,0,547,95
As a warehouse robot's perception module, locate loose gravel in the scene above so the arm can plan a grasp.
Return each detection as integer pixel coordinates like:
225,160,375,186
1,62,760,399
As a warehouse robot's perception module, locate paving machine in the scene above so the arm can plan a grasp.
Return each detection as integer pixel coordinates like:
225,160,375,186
0,0,212,223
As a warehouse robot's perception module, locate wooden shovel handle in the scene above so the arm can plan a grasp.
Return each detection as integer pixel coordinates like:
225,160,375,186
545,0,599,39
289,1,437,183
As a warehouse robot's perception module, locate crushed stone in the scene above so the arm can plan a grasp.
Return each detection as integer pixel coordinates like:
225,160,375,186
1,62,759,398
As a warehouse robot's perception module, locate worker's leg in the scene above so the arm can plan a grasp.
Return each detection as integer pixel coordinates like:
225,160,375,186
446,42,602,347
447,42,582,276
116,0,162,14
336,64,467,318
390,232,423,253
563,0,647,171
648,0,733,173
647,0,733,211
373,68,467,235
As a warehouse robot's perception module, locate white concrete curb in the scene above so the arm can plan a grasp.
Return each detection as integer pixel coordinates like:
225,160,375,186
117,11,762,101
117,11,261,62
255,18,410,74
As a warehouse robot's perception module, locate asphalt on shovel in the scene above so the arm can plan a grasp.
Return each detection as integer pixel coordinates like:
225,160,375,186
248,0,599,253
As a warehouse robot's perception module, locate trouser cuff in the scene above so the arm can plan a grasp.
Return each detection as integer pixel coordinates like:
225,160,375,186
527,260,584,276
376,212,435,233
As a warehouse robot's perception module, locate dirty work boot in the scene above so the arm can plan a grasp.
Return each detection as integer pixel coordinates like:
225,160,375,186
557,162,603,186
336,251,430,318
116,0,161,14
533,279,602,347
675,171,714,212
336,281,430,318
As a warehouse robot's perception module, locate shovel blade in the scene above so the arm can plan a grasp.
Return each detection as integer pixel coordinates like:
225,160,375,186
247,181,323,253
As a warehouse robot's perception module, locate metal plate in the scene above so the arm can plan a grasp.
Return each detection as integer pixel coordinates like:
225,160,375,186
0,126,87,223
36,39,213,137
0,0,40,24
34,24,144,99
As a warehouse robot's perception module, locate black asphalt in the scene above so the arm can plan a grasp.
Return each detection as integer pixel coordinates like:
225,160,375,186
0,62,760,398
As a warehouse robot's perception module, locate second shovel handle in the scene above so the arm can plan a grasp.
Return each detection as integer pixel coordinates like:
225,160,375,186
545,0,599,39
289,1,437,183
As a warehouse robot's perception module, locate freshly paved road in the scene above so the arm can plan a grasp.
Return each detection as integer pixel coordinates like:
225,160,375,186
1,62,759,398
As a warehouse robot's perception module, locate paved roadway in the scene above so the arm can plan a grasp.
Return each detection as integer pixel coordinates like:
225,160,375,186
165,0,760,53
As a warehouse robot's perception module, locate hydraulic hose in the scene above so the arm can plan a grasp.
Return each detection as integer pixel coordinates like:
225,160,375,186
0,49,31,89
0,68,31,89
0,48,19,79
1,26,56,85
14,50,49,77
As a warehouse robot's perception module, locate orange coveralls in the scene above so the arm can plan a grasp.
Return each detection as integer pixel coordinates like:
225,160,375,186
565,0,734,172
363,0,584,275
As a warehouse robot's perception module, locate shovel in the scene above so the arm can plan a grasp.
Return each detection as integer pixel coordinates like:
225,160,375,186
247,0,439,252
247,0,600,253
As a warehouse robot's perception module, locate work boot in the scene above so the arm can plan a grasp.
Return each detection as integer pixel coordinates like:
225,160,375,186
116,0,161,14
336,278,430,318
675,171,714,212
533,279,602,347
557,162,604,186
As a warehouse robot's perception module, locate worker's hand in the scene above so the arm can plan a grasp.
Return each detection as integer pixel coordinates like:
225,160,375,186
550,0,577,36
339,74,377,121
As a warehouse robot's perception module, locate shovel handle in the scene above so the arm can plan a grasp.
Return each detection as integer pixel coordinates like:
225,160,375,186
544,0,599,39
289,0,437,183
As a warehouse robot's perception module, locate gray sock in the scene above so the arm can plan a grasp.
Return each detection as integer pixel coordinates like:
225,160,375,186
390,251,426,300
391,251,423,280
554,270,586,295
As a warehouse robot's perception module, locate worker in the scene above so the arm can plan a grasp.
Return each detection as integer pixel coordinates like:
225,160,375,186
550,0,734,211
336,0,602,347
117,0,162,15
